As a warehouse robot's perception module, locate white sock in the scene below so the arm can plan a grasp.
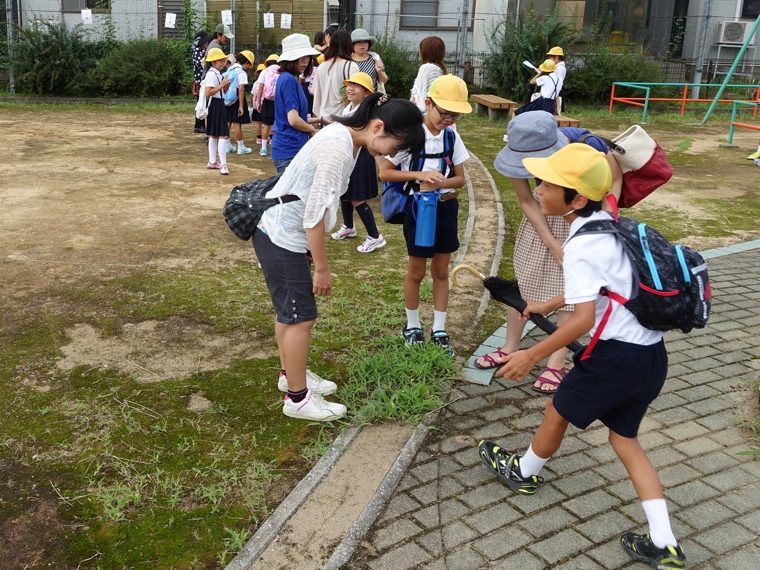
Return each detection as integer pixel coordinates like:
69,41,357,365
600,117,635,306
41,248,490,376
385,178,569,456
519,444,548,477
218,139,228,166
433,310,447,332
642,498,678,548
208,138,218,163
237,139,244,149
262,139,268,150
405,308,421,329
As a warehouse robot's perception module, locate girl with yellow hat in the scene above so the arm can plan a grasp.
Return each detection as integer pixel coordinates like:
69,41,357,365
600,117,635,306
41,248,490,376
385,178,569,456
513,58,562,117
225,51,256,155
203,47,232,175
250,63,267,144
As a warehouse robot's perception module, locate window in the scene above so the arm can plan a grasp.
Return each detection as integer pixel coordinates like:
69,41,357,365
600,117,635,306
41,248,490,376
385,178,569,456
62,0,111,12
743,0,760,18
400,0,475,31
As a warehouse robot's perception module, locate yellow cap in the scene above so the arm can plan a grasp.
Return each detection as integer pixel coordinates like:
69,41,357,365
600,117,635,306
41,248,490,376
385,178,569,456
240,50,255,66
538,59,556,73
317,54,325,65
205,47,227,63
547,46,565,56
255,63,266,72
266,54,280,63
426,75,472,115
343,72,374,93
522,144,612,202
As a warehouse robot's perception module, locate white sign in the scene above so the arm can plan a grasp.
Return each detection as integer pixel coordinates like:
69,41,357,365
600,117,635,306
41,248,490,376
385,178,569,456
81,9,92,25
263,12,275,29
280,13,292,30
164,13,177,29
221,10,233,26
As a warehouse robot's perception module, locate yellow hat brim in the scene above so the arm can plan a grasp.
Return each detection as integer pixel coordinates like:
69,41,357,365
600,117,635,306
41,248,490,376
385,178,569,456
431,98,472,114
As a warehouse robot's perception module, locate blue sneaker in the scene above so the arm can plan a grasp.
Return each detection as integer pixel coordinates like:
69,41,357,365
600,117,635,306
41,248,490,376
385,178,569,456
259,147,268,156
431,330,454,357
401,326,424,347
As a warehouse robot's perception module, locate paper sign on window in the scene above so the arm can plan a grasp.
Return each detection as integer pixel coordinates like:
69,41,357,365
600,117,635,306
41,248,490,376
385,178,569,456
280,13,292,29
221,10,233,26
81,9,92,25
263,12,275,28
165,13,177,29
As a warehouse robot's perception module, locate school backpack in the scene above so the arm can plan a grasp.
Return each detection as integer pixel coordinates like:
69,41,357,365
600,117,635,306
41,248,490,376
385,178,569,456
569,205,711,360
262,65,280,101
223,66,241,106
381,127,456,224
195,76,211,119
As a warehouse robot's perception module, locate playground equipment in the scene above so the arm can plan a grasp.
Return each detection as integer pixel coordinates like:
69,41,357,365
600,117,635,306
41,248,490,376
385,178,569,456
727,100,760,144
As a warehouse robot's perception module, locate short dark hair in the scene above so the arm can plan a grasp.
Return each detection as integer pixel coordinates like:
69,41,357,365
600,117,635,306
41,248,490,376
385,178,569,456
333,93,425,156
314,31,325,45
278,58,301,76
563,187,602,217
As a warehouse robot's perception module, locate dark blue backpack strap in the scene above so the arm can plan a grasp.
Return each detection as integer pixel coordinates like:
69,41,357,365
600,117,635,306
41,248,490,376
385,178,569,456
442,127,456,178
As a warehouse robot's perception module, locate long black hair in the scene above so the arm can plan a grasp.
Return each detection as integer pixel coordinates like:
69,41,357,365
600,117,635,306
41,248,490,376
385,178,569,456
333,92,425,155
323,30,354,69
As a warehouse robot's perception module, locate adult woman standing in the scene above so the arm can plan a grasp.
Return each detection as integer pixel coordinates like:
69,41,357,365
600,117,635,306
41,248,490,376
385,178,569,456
410,36,447,113
254,93,425,421
271,34,322,173
350,29,387,91
192,30,209,133
313,30,359,121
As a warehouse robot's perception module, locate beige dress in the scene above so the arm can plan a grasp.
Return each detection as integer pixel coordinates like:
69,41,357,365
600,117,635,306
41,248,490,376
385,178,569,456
312,59,360,119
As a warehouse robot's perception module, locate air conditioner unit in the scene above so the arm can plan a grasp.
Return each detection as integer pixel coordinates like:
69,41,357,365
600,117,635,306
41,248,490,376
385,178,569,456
716,21,757,45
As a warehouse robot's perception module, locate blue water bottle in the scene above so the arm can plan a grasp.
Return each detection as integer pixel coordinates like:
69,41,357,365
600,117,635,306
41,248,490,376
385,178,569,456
414,191,439,247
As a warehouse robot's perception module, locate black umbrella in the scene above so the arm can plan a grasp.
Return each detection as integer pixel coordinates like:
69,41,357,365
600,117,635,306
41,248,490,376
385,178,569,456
451,264,583,354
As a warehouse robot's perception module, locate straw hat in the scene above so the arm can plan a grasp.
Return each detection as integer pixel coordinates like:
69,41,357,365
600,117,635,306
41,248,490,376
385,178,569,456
205,47,227,63
547,46,565,56
343,72,374,93
279,33,320,62
538,59,556,73
426,75,472,114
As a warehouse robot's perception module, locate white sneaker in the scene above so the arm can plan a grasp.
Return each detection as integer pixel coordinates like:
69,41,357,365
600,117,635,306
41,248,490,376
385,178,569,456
282,390,346,421
226,142,236,153
357,234,386,253
278,369,337,396
237,145,252,155
331,225,357,240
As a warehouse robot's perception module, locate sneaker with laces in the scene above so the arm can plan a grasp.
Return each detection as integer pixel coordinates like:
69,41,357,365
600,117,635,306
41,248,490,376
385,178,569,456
259,147,268,156
621,532,686,569
478,440,544,494
220,164,229,175
237,145,253,155
747,151,760,160
207,161,221,170
282,389,346,421
430,330,454,357
278,370,337,396
402,326,425,347
357,234,386,252
226,142,236,153
331,225,357,240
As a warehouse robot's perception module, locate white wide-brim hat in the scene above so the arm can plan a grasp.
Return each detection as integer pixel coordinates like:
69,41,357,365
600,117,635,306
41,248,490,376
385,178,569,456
279,33,321,61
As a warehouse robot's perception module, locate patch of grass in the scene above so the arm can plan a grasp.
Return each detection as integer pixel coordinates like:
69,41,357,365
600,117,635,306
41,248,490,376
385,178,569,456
675,137,694,152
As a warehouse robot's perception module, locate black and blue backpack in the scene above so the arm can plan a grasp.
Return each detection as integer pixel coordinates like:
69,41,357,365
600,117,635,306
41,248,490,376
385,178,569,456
570,204,711,360
381,127,456,224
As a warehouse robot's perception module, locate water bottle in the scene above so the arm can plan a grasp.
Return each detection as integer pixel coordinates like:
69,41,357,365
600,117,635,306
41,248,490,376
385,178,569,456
414,191,439,247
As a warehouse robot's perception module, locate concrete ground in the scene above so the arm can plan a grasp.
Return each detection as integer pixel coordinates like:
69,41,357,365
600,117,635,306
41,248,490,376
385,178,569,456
345,246,760,570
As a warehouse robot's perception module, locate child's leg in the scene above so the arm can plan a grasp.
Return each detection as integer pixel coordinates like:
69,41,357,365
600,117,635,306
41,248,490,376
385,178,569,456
609,431,678,548
208,137,218,164
352,200,379,239
261,124,271,149
274,319,313,394
234,123,244,146
255,121,261,139
534,309,572,391
218,135,229,165
404,256,428,328
523,398,570,472
341,201,354,229
475,306,528,368
430,253,451,331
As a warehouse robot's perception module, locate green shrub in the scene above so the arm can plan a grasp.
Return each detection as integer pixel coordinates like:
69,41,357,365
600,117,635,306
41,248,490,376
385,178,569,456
483,8,579,103
89,39,190,97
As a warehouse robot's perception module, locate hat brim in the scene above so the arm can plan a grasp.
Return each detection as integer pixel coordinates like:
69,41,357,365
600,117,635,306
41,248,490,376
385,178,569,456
521,156,574,189
431,98,472,115
223,32,235,38
353,37,377,48
343,78,374,93
278,47,321,61
494,133,569,179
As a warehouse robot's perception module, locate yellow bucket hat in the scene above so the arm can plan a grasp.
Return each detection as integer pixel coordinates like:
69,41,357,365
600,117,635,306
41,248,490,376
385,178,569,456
240,50,255,66
343,72,374,93
205,47,227,63
547,46,565,56
255,63,266,72
317,54,325,65
522,143,612,202
538,59,557,73
266,54,280,63
427,75,472,115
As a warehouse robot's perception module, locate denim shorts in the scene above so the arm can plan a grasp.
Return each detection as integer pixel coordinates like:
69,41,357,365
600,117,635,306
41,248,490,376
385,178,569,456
252,229,317,324
272,158,292,174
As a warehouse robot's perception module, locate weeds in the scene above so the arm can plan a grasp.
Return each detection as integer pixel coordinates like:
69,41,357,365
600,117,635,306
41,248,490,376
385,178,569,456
675,138,695,152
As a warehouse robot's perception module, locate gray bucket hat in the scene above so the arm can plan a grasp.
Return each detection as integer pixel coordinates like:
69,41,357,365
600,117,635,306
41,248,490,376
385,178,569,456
494,112,569,179
351,28,377,48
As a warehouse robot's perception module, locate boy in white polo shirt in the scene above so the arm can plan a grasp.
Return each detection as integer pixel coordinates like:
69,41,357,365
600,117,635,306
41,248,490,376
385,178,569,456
478,144,686,570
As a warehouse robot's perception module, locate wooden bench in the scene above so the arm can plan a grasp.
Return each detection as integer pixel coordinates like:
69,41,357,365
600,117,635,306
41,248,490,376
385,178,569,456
470,94,517,121
555,115,581,127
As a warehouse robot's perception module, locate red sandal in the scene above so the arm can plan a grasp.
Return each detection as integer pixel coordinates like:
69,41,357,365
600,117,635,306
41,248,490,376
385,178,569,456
474,348,509,370
532,366,567,394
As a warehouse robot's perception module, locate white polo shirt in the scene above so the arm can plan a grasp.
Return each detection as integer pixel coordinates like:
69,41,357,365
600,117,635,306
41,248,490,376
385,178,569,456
563,210,664,346
536,73,561,99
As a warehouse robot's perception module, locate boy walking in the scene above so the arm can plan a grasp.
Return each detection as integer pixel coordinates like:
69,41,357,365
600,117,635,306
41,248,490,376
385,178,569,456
479,144,686,569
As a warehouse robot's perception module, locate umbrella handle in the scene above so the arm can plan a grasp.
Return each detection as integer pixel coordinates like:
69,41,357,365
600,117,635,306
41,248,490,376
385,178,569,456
450,264,486,288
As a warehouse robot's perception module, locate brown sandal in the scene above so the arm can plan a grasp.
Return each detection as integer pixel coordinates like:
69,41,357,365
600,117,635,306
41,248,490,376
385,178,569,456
474,348,509,370
532,366,567,393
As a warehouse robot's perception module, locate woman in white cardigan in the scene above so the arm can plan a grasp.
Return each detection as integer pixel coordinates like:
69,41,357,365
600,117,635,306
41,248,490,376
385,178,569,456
410,36,447,113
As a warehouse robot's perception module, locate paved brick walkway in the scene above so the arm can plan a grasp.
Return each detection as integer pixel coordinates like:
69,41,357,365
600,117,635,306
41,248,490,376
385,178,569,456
346,248,760,569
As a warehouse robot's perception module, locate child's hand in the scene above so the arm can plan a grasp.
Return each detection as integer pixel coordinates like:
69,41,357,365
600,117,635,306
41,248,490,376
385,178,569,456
550,240,564,267
313,268,332,296
496,350,538,382
375,58,385,73
418,170,445,192
221,77,230,88
520,301,547,320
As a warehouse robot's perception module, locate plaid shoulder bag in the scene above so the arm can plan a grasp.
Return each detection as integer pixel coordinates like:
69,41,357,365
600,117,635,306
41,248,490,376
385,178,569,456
222,174,300,241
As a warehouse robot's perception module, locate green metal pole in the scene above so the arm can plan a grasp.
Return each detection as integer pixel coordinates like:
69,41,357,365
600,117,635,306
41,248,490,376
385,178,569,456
642,86,651,123
728,101,738,144
702,14,760,124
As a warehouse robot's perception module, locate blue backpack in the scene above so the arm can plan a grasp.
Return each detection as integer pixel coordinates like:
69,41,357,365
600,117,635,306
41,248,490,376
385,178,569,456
223,67,240,106
380,128,456,224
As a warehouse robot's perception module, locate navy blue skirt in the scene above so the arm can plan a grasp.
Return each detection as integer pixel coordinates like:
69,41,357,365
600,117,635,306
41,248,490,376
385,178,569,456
227,98,252,124
341,147,378,201
206,98,230,137
514,96,556,116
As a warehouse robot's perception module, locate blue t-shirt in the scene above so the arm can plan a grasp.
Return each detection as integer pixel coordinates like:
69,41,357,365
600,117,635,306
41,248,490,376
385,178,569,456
272,72,309,160
559,127,609,154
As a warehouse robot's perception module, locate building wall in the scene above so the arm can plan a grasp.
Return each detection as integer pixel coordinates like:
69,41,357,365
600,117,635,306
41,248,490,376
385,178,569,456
682,0,757,62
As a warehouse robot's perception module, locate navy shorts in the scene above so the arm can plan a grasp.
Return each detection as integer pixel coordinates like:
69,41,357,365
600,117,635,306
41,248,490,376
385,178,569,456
403,195,460,258
553,338,668,438
252,229,318,324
